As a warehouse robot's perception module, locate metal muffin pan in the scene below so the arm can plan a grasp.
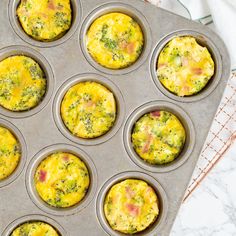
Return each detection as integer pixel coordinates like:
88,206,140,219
0,0,231,235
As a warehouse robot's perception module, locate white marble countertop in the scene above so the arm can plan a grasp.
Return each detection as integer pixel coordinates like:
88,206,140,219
171,143,236,236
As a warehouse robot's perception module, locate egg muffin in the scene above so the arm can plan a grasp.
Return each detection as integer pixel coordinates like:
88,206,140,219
61,81,116,139
11,221,59,236
34,152,89,208
104,179,159,234
157,36,215,96
132,111,186,165
86,13,144,69
0,126,21,181
0,56,46,111
17,0,72,42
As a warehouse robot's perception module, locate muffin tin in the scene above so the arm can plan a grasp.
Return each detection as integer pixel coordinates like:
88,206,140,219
0,0,231,235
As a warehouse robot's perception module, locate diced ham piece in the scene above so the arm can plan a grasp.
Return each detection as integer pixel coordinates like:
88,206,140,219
48,0,55,10
158,63,168,68
179,85,190,96
181,57,189,66
120,41,135,54
150,111,160,118
86,100,95,107
126,203,140,217
125,186,135,199
126,42,135,54
63,154,69,162
39,170,47,182
112,195,118,204
142,134,153,154
191,67,203,75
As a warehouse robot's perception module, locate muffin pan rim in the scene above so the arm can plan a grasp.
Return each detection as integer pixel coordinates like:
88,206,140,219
0,45,54,118
2,214,67,236
79,1,152,75
96,171,168,236
0,118,27,188
8,0,82,48
150,30,223,103
53,73,126,146
25,143,98,216
123,100,195,173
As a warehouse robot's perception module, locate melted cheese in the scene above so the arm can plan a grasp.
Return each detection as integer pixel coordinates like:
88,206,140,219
11,221,59,236
104,179,159,234
61,81,116,139
17,0,72,41
0,56,46,111
86,13,144,69
0,126,21,180
157,36,215,96
132,111,186,165
34,152,90,208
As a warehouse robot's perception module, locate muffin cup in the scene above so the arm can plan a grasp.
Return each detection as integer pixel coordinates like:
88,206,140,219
8,0,82,47
151,30,223,102
123,101,195,172
53,73,125,145
25,144,97,216
79,2,152,75
0,45,54,118
0,118,27,188
96,171,168,236
2,214,66,236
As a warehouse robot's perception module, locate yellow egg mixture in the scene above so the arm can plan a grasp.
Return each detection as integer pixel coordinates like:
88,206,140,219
87,13,144,69
11,221,59,236
157,36,215,96
0,55,46,111
34,152,90,208
61,81,116,139
17,0,72,41
132,111,186,165
0,126,21,181
104,179,159,234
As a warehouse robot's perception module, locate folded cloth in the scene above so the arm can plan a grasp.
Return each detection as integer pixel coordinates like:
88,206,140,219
147,0,236,70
